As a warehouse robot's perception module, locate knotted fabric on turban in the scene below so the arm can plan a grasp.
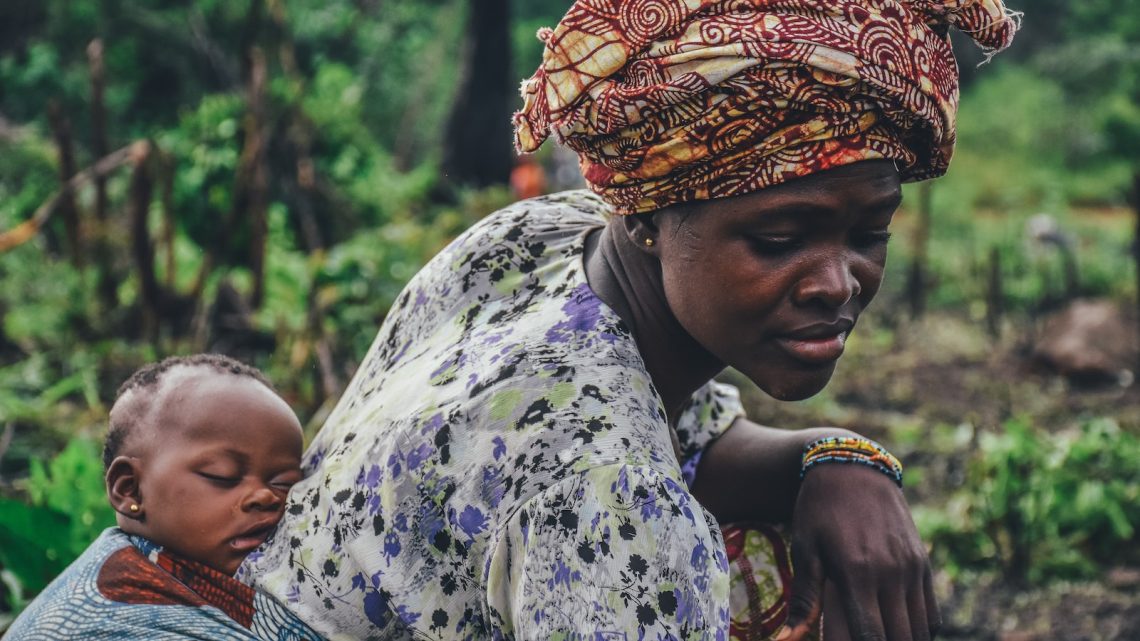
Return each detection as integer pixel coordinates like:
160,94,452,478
513,0,1019,215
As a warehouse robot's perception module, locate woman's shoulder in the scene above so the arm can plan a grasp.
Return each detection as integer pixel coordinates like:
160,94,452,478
450,190,610,252
366,190,610,363
499,189,611,223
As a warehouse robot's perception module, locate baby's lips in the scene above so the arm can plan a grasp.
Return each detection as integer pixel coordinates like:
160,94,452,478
230,522,277,551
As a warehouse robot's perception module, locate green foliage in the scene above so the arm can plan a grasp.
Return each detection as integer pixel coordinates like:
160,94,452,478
0,136,57,229
159,94,245,261
1,252,84,349
916,417,1140,584
26,438,115,548
1,0,1139,625
0,438,113,609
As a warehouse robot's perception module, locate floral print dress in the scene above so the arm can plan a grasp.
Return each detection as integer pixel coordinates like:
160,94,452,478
240,192,748,640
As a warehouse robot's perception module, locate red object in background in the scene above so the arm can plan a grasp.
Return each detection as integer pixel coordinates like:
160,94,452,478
511,157,547,200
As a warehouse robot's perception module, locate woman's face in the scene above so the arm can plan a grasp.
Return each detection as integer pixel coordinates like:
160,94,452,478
652,160,902,401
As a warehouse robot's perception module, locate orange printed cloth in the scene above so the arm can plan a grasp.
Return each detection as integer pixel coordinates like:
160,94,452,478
514,0,1019,215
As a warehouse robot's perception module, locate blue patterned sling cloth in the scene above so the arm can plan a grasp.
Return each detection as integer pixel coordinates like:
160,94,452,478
5,528,323,640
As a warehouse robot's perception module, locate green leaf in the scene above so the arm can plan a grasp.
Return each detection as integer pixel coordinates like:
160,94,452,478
0,500,74,595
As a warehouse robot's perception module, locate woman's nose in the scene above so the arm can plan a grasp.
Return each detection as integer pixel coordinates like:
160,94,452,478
793,254,861,308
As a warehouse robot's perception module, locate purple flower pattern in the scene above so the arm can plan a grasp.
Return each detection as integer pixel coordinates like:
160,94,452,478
240,192,744,640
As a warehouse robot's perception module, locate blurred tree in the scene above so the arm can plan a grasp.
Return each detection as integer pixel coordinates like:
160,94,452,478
441,0,514,188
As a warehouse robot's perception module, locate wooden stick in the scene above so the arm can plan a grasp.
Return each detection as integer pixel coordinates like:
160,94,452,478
0,142,144,253
907,181,933,319
0,422,13,465
128,142,158,343
1134,172,1140,380
47,100,84,267
88,39,111,223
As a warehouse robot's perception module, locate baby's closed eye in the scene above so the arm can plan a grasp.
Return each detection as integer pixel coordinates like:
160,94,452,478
269,470,303,490
197,470,241,486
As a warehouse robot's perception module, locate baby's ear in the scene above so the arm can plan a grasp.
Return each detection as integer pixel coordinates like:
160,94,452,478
106,456,144,521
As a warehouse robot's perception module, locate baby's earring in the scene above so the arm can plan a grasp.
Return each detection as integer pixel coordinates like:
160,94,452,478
129,503,140,514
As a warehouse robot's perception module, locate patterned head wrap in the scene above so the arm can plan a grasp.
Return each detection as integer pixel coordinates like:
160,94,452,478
514,0,1019,215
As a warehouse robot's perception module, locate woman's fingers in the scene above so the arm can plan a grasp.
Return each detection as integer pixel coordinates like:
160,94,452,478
822,580,853,641
778,537,824,640
784,464,942,640
923,564,942,638
835,575,887,641
879,580,926,641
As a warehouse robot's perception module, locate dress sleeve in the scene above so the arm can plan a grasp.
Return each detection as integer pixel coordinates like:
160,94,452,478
673,381,745,487
484,464,730,640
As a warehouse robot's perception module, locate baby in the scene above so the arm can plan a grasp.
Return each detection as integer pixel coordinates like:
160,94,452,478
6,354,322,640
103,353,304,576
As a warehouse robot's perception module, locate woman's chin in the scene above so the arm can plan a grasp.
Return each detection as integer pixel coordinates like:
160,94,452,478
747,364,836,402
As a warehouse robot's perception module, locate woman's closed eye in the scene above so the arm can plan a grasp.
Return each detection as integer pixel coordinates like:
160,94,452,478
850,229,892,250
748,235,804,256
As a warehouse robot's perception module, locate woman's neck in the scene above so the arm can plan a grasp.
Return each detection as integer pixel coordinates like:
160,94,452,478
584,221,724,425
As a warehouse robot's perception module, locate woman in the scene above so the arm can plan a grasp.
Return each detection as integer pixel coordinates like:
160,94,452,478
242,1,1018,640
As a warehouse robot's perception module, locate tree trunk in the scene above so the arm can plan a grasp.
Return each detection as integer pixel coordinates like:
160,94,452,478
88,38,121,310
47,101,83,268
986,246,1003,339
441,0,514,189
0,143,139,253
907,181,933,319
1133,171,1140,379
88,40,110,223
128,143,158,342
229,46,270,308
246,48,269,309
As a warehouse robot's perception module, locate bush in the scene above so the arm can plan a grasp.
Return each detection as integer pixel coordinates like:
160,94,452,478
916,417,1140,584
0,438,114,612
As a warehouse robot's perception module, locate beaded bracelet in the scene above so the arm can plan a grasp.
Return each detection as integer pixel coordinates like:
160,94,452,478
801,436,904,488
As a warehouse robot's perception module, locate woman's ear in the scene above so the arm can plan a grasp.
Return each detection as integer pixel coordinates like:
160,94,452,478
621,213,661,255
106,456,144,521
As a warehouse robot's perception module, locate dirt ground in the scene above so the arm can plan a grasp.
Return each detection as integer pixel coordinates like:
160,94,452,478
723,305,1140,641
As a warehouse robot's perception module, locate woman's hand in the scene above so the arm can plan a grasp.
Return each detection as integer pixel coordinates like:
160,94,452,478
691,418,939,640
777,464,940,641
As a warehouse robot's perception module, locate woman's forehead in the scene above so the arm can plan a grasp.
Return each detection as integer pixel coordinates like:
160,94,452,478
676,160,902,221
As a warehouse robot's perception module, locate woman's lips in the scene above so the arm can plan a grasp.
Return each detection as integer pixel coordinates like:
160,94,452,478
774,331,848,364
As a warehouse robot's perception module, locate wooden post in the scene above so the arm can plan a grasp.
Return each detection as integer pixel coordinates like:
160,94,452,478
440,0,515,187
907,181,933,319
88,40,109,223
88,39,120,310
244,47,269,309
1134,172,1140,379
47,101,83,268
0,144,139,252
986,246,1003,339
127,142,158,342
160,153,177,290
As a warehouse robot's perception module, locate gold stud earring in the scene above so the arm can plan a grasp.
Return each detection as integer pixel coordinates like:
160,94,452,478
129,504,140,513
644,238,655,248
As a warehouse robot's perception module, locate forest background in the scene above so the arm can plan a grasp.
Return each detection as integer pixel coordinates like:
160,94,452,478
1,1,1139,639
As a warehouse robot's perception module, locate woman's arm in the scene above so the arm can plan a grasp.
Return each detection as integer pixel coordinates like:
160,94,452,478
691,417,940,641
689,418,858,524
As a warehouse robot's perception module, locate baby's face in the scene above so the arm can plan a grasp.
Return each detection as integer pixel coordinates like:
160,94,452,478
133,371,303,575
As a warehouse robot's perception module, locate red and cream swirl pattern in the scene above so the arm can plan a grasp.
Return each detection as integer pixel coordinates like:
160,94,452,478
515,0,1019,215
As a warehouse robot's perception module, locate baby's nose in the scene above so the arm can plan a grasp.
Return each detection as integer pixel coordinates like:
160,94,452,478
243,485,283,511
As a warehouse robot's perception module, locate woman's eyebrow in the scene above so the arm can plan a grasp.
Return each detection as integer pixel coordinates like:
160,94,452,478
868,189,904,212
771,189,903,215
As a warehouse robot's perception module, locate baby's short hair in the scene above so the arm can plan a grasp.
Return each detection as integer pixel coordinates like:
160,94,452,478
103,354,274,470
